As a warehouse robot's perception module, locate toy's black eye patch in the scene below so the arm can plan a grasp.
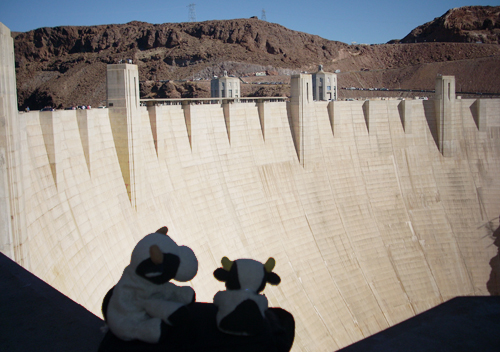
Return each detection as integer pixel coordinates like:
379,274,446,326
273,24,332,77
225,266,241,290
266,272,281,285
214,263,240,290
214,268,229,282
136,253,180,285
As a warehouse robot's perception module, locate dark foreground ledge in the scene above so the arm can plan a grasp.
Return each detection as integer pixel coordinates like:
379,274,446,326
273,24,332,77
338,295,500,352
0,253,104,351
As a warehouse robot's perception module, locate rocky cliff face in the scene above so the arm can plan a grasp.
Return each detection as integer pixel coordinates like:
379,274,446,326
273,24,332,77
12,6,500,109
14,19,348,69
398,6,500,44
14,18,353,108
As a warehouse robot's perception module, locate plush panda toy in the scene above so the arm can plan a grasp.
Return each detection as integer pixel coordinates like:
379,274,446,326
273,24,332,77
213,257,281,336
102,227,198,343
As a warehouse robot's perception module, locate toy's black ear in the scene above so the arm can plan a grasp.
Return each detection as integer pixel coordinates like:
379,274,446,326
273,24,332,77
214,268,229,282
266,272,281,285
156,226,168,235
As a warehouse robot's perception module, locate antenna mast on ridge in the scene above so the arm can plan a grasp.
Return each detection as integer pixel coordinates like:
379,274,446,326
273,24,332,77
188,3,196,22
261,9,267,21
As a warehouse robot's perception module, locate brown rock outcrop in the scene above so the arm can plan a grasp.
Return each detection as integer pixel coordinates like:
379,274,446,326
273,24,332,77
399,6,500,44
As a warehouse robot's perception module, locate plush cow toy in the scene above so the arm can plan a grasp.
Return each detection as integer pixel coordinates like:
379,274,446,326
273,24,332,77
102,227,198,343
213,257,281,336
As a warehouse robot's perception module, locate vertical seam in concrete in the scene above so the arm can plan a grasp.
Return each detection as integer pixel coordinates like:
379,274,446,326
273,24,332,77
390,153,442,308
315,123,367,338
350,102,394,327
302,214,343,348
402,151,444,301
429,148,475,295
457,99,485,294
384,100,420,314
343,103,390,328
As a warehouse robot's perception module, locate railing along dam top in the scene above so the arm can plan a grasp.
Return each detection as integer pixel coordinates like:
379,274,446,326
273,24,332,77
140,97,287,106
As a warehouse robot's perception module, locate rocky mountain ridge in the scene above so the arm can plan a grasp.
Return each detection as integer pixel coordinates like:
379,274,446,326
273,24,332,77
12,6,500,109
398,6,500,43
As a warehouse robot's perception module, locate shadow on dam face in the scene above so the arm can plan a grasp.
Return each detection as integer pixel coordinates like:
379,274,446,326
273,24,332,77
422,100,439,149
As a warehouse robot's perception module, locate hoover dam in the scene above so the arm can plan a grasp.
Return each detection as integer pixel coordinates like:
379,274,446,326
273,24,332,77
1,22,500,351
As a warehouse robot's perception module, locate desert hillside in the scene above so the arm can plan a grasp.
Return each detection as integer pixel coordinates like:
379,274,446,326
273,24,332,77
12,6,500,109
397,5,500,44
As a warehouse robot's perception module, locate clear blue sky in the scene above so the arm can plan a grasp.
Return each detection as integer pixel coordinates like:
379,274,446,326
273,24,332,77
0,1,497,44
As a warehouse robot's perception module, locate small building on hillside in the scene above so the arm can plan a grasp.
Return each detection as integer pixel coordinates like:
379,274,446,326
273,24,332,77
211,71,240,99
312,65,337,101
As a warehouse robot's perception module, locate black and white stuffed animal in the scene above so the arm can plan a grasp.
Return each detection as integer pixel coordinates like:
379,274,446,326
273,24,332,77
213,257,281,336
102,227,198,343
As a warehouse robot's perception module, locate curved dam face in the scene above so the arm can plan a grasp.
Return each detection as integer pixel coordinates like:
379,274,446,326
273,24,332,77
2,23,500,351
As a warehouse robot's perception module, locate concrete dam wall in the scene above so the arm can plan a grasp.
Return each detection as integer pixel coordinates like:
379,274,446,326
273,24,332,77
2,23,500,351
